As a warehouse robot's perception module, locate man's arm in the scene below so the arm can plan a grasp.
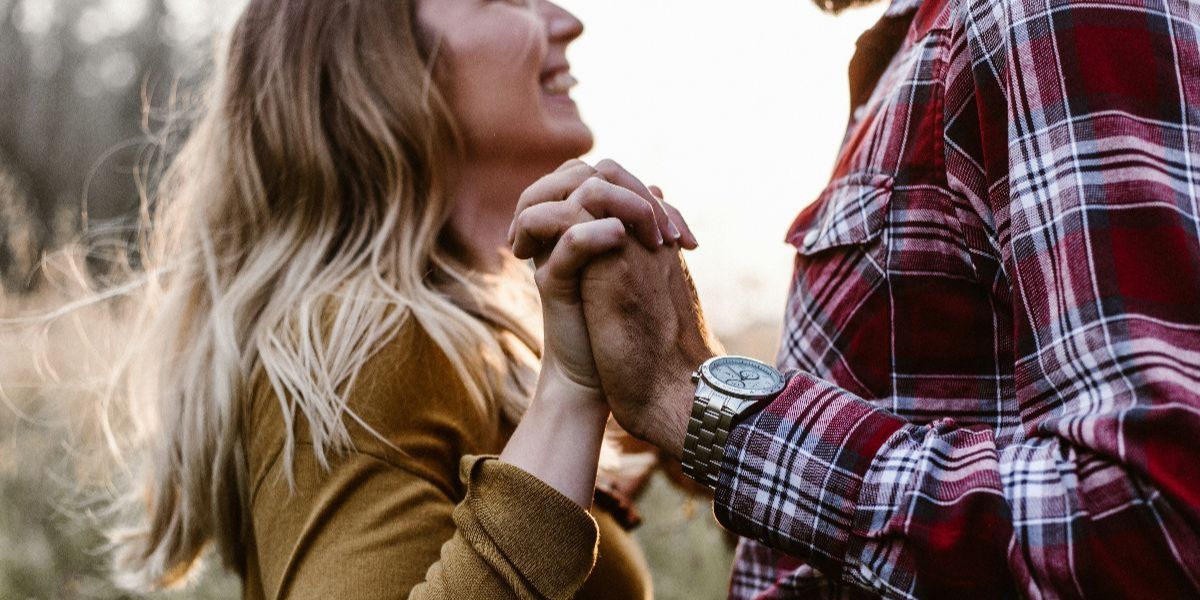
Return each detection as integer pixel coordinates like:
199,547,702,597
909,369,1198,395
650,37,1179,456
711,1,1200,597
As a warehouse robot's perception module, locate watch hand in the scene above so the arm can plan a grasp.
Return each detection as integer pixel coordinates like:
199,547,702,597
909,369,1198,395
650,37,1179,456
725,370,761,386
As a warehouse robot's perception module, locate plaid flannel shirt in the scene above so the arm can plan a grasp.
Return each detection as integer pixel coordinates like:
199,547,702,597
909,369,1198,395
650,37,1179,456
713,0,1200,596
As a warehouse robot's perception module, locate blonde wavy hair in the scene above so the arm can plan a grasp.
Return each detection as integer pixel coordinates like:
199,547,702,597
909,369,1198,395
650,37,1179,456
89,0,540,590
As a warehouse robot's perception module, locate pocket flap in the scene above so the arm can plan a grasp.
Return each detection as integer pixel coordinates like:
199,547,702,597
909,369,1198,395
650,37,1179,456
786,173,893,255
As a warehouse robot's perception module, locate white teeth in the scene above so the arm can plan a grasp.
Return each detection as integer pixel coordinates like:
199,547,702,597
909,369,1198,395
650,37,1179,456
541,71,577,95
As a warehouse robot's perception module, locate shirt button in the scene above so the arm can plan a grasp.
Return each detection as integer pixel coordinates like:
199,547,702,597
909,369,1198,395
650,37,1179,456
802,230,820,249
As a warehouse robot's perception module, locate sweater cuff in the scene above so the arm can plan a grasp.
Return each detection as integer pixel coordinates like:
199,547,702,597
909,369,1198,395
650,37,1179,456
711,372,905,576
458,455,599,597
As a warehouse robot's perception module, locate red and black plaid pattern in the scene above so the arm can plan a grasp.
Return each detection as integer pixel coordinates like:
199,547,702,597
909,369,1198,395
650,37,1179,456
711,0,1200,597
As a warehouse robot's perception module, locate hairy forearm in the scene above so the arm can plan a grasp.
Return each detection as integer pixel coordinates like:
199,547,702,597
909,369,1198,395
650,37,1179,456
499,365,610,508
635,372,694,462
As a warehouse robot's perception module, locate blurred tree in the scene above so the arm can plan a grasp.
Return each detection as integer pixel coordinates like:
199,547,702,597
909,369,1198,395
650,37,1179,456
0,152,39,289
0,0,181,291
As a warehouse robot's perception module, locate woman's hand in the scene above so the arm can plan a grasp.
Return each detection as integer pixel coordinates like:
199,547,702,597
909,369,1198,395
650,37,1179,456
509,160,697,395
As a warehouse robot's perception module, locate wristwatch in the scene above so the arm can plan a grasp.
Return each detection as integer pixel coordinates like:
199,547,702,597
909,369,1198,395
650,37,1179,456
682,356,787,490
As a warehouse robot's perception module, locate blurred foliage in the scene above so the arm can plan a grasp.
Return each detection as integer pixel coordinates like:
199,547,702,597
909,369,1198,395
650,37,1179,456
0,289,243,599
0,1,745,598
0,0,229,291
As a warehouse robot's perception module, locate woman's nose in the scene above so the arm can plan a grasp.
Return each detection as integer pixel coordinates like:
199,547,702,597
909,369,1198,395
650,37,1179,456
543,2,584,44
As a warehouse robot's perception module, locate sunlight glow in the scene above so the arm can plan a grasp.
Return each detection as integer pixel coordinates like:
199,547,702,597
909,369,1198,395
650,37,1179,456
557,0,885,333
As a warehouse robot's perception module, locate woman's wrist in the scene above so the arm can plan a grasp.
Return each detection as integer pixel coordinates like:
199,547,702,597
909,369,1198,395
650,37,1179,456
536,358,607,411
497,359,610,508
525,375,610,433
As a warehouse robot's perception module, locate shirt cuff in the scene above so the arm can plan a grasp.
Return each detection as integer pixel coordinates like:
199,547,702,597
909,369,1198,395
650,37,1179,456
712,372,906,576
458,456,600,597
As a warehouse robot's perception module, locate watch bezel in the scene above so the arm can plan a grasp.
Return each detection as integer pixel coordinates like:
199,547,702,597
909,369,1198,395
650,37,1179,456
698,356,786,399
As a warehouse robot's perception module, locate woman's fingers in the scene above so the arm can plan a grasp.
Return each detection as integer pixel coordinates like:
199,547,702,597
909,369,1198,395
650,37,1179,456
511,200,589,260
512,177,664,259
649,186,699,250
661,199,699,250
568,177,663,250
594,159,677,244
537,218,628,297
511,158,685,256
554,158,591,173
509,160,598,244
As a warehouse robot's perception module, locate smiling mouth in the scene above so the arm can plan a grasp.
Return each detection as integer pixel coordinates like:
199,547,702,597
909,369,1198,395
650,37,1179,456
540,69,578,96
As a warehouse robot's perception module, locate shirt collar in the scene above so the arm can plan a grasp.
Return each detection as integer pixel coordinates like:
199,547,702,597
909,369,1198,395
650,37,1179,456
883,0,923,18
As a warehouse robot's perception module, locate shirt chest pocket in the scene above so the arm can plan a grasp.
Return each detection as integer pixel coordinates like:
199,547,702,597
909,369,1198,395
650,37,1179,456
789,173,891,255
780,173,893,400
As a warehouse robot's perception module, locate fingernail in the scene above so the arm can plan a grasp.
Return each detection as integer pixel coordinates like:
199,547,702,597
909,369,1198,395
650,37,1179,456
657,230,665,246
668,221,682,241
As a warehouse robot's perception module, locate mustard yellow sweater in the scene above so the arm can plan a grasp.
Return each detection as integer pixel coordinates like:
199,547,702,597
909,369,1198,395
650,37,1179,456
239,320,651,599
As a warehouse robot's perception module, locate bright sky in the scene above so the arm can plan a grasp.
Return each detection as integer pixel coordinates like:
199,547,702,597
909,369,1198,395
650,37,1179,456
554,0,885,333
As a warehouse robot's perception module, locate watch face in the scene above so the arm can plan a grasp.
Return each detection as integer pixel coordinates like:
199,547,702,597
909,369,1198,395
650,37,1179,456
701,356,786,398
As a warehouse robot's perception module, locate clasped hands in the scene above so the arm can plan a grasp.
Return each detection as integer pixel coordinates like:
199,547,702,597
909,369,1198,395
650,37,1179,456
507,159,719,460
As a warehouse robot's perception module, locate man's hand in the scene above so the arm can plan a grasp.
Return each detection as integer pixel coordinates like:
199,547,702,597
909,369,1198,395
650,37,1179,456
582,243,719,461
579,163,720,460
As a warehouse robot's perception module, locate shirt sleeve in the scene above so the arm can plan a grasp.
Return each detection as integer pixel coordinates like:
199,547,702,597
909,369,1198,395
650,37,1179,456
712,0,1200,597
250,451,599,600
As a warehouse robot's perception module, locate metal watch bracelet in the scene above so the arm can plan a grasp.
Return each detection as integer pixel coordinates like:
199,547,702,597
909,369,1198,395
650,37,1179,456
681,389,740,491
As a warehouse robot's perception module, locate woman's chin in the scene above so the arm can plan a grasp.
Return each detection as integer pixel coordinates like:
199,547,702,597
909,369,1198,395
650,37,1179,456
472,120,592,168
553,123,595,159
537,99,593,152
566,133,595,159
524,131,594,168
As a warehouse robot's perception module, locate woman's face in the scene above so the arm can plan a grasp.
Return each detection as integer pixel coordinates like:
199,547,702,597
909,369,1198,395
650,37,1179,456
419,0,593,164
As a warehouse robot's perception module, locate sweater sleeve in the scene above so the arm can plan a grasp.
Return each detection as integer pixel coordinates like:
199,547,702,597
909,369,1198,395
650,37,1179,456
249,449,599,600
412,457,600,599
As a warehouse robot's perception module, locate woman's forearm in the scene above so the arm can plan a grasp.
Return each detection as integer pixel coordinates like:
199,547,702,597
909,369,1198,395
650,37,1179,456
499,364,610,508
